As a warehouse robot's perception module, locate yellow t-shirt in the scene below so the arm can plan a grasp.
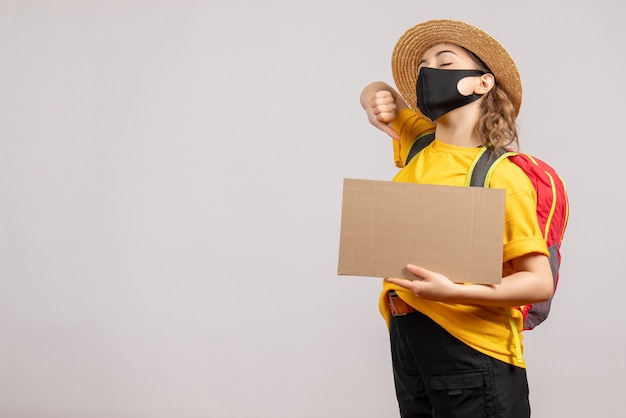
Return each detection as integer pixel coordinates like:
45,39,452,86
380,108,549,367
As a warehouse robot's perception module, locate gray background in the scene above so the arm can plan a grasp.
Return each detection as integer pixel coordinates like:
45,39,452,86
1,1,623,417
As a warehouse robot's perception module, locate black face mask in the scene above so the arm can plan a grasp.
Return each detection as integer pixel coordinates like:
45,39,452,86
416,67,487,121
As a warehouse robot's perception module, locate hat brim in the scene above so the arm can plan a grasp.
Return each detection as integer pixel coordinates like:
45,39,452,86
392,19,522,119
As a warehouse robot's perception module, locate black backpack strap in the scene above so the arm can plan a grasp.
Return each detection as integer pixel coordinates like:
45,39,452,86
405,132,435,166
468,146,513,187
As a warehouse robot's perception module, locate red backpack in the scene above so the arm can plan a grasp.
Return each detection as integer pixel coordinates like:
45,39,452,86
406,133,569,330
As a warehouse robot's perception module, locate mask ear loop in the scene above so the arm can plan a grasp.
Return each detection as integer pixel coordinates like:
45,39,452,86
472,72,496,96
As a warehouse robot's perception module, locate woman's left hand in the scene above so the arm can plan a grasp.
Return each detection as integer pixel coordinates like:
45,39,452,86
384,264,463,302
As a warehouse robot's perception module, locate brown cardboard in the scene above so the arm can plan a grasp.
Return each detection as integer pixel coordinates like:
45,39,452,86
337,178,506,284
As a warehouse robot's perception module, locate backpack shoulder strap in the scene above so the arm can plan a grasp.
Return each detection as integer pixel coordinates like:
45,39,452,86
405,132,435,166
467,146,517,187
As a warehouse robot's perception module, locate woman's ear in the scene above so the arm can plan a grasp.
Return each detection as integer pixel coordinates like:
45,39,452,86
475,73,495,95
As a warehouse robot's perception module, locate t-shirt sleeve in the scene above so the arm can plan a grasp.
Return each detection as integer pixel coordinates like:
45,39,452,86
391,108,435,168
489,160,549,262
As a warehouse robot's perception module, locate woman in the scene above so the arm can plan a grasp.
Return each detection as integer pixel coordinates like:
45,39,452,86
360,20,553,418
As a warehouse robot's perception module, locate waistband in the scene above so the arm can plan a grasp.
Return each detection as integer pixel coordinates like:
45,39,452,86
388,290,416,316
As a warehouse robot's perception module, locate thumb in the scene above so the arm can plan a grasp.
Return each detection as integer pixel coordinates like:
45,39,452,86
374,120,400,140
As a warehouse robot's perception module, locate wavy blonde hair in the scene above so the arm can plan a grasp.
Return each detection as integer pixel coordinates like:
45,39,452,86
465,49,519,150
474,85,519,150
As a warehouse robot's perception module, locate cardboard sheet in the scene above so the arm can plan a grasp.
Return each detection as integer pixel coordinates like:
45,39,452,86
337,178,506,284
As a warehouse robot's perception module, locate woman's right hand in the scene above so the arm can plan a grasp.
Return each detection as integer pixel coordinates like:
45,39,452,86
360,82,407,140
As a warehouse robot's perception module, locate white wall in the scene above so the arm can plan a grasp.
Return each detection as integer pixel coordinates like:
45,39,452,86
1,1,622,417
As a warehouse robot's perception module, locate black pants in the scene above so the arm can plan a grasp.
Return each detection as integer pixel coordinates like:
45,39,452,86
390,310,530,418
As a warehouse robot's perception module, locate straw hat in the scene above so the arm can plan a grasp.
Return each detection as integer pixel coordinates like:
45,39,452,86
392,19,522,118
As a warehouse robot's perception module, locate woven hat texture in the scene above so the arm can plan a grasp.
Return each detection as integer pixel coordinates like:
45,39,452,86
392,19,522,117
